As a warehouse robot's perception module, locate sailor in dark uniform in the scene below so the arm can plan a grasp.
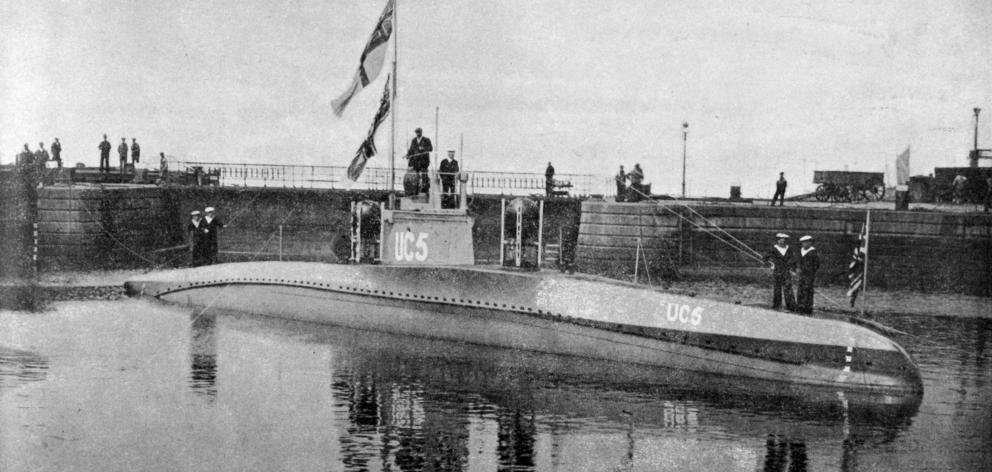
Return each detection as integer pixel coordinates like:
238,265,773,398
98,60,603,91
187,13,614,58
407,128,432,194
795,235,819,314
764,233,796,311
203,206,225,265
187,210,207,267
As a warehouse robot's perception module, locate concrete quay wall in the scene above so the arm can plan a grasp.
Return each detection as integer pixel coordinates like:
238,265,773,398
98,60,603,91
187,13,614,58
577,201,992,295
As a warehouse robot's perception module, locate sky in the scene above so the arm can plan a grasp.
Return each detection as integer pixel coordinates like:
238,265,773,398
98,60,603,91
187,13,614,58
2,0,992,196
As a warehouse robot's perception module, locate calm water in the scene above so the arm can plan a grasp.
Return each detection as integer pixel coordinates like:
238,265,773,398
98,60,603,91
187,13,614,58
1,299,989,472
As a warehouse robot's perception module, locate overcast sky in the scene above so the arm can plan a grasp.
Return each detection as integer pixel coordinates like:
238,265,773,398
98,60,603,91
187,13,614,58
2,0,991,196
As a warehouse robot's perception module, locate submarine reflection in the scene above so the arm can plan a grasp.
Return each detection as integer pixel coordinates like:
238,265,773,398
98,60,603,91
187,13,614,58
199,311,921,472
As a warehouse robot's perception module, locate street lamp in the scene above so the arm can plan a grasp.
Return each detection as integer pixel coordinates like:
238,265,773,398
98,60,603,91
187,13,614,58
681,122,688,198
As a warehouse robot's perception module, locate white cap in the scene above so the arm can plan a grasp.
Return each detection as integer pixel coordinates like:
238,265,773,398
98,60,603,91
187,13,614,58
775,233,789,239
191,210,201,216
799,235,813,242
204,207,215,213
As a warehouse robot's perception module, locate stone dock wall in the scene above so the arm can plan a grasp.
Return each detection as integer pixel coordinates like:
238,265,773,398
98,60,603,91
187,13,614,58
8,184,990,296
577,201,992,295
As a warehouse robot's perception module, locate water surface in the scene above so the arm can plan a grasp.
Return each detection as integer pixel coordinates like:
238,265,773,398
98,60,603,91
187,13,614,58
0,299,989,471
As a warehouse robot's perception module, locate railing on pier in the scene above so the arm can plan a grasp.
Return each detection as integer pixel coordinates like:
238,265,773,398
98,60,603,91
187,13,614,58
174,160,603,196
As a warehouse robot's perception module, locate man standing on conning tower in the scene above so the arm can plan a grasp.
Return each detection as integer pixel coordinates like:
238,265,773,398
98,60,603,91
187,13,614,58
407,127,433,195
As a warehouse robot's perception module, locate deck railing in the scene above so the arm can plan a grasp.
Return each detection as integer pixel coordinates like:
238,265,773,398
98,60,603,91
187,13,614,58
174,160,604,196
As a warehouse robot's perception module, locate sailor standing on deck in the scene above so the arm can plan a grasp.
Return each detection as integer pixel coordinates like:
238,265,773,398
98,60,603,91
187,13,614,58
187,210,208,267
407,128,432,195
203,207,225,265
796,235,819,314
764,233,796,311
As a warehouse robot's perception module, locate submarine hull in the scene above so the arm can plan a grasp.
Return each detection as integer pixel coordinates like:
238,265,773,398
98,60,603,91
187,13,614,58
125,261,923,399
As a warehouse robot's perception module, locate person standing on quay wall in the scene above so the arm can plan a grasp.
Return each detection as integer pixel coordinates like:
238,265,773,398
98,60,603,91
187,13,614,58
771,172,787,206
203,206,225,265
160,152,169,183
615,165,627,202
627,163,645,201
131,138,141,165
952,174,967,204
98,134,111,173
407,127,432,195
763,233,796,311
17,144,34,166
34,142,49,167
51,138,62,169
796,235,819,314
545,161,555,197
117,137,128,175
187,210,207,267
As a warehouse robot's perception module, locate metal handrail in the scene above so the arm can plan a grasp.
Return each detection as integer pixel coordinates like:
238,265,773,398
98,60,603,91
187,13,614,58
174,160,602,196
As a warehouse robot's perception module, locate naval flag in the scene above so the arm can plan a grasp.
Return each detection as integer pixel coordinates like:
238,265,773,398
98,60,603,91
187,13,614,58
347,77,391,181
846,213,869,307
332,0,394,116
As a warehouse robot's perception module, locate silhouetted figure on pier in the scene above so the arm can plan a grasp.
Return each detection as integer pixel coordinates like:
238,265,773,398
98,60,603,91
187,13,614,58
51,138,62,169
98,134,111,173
34,142,49,168
545,162,555,197
764,233,796,311
131,138,141,164
796,235,819,314
615,165,627,202
407,128,432,195
117,138,128,175
627,163,645,202
771,172,787,206
17,144,33,166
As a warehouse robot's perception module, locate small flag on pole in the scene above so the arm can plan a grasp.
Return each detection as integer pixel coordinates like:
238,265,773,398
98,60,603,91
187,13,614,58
846,214,869,307
332,0,394,116
347,77,391,181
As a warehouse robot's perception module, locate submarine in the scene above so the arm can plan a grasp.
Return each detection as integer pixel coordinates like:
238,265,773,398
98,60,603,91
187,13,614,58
125,171,923,400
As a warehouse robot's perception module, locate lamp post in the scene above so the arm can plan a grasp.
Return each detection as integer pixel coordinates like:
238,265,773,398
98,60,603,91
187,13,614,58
681,122,688,198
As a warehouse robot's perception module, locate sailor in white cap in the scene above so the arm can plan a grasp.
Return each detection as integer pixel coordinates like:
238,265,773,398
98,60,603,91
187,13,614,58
202,206,224,265
763,232,796,310
187,210,207,267
796,235,819,314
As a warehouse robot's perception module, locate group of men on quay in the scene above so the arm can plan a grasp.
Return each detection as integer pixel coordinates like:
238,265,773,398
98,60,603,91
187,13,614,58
15,139,63,170
613,164,647,202
764,232,820,314
96,134,142,173
186,206,224,267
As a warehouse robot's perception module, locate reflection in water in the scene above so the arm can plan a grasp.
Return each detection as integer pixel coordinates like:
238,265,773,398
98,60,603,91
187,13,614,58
763,435,808,472
218,313,921,472
189,314,218,399
0,347,48,390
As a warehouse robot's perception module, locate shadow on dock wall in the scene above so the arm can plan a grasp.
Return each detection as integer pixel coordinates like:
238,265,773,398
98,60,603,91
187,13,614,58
577,201,992,296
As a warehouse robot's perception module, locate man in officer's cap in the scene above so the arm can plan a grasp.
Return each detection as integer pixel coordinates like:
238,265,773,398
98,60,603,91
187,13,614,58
187,210,207,266
763,232,796,310
796,235,819,314
203,207,225,265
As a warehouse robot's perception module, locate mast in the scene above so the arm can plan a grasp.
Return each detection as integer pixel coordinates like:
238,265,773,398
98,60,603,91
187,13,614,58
389,0,398,195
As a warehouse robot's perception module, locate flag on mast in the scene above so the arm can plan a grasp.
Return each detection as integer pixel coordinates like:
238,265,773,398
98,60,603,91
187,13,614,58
347,77,391,181
846,214,869,307
332,0,394,116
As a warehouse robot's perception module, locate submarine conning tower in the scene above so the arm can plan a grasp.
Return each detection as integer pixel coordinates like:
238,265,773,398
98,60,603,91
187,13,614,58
352,169,474,265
